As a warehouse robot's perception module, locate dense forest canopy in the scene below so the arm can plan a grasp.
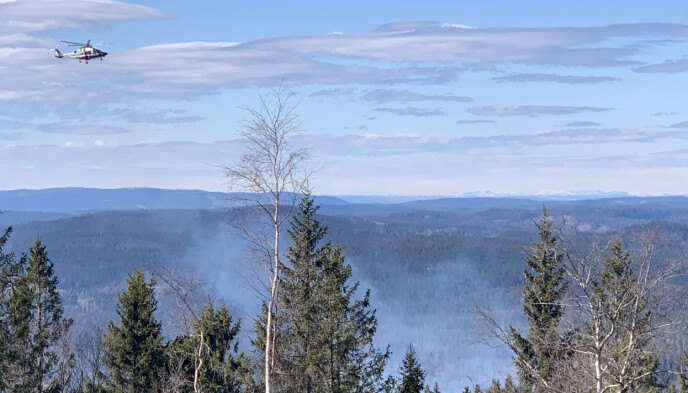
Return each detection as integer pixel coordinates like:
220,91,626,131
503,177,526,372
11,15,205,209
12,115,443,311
3,190,688,391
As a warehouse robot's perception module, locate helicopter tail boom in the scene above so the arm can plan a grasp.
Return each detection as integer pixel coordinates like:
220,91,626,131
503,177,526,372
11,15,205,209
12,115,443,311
53,48,63,58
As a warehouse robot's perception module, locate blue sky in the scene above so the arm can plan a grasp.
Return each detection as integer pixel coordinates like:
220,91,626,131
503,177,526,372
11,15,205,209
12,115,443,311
2,0,688,196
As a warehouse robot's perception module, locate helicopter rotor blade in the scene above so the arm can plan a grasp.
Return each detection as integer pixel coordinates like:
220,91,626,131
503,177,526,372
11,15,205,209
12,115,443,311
61,41,85,46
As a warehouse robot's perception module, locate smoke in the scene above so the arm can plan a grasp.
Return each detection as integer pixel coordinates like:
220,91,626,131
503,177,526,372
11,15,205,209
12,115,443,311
178,212,525,390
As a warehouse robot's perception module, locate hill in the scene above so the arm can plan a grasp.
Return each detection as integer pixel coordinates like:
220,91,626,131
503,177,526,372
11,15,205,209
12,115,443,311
3,188,688,388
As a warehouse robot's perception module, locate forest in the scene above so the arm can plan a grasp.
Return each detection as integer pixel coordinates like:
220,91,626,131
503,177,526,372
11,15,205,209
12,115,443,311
2,190,688,392
4,90,688,393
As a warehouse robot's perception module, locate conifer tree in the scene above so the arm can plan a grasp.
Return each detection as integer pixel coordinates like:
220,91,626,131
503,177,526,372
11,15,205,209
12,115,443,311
1,237,73,392
103,269,164,392
0,225,17,391
486,379,502,393
510,210,568,392
166,301,247,392
267,195,389,393
579,240,661,393
26,238,73,391
274,195,326,393
398,345,426,393
381,375,397,393
503,375,517,393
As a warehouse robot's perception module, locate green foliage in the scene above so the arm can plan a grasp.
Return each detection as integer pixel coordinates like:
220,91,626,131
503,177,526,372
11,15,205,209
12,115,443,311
424,382,440,393
502,375,517,393
584,240,662,392
0,226,19,391
486,379,502,393
510,211,568,391
269,195,389,393
103,269,164,392
165,301,247,392
0,235,73,392
398,345,426,393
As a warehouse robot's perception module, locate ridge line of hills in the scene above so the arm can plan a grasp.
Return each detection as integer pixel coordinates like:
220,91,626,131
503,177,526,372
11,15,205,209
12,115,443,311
2,187,688,215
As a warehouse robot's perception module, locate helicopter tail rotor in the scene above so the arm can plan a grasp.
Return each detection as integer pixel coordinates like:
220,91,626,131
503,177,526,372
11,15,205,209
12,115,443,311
52,48,63,58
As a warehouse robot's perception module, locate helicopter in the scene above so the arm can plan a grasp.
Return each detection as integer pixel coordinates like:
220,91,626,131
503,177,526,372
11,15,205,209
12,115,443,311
53,40,108,63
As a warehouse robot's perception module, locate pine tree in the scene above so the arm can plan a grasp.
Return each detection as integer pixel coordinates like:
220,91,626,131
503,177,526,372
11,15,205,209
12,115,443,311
1,237,73,392
486,379,502,393
319,246,389,393
268,195,389,393
0,225,17,391
381,375,397,393
166,301,246,392
274,195,327,393
103,269,164,392
503,375,517,393
25,238,73,392
510,210,568,392
398,345,426,393
582,240,661,393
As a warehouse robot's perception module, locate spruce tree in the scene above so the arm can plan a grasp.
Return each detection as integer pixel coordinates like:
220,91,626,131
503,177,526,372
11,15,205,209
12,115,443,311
166,301,246,392
510,210,568,392
398,345,426,393
1,237,72,392
269,195,389,393
503,375,517,393
0,226,17,391
585,240,661,393
25,238,72,392
486,379,502,393
274,195,327,393
103,269,164,392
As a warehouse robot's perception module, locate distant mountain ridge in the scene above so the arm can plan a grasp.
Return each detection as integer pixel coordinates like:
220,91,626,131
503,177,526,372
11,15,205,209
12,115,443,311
0,187,350,213
2,187,688,215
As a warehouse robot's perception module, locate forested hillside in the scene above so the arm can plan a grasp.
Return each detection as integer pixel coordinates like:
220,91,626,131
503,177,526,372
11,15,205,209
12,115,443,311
3,194,688,390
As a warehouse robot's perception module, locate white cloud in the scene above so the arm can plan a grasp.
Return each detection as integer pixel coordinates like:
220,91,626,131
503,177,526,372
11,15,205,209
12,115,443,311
0,0,169,33
468,105,613,117
1,20,687,121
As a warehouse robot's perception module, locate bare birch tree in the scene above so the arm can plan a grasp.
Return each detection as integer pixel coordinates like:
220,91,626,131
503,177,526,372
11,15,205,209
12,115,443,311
224,85,310,393
562,229,684,393
480,219,685,393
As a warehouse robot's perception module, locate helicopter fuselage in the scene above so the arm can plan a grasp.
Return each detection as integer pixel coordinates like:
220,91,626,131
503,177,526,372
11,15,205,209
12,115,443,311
54,45,107,63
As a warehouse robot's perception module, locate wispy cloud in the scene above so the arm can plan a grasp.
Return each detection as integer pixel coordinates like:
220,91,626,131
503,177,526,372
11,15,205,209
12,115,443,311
309,88,356,99
0,0,169,33
493,73,619,84
456,120,496,125
111,108,203,124
1,17,688,132
670,121,688,128
299,127,688,157
373,107,444,117
0,131,23,140
563,121,600,127
468,105,613,117
635,58,688,73
362,89,472,103
37,123,131,135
